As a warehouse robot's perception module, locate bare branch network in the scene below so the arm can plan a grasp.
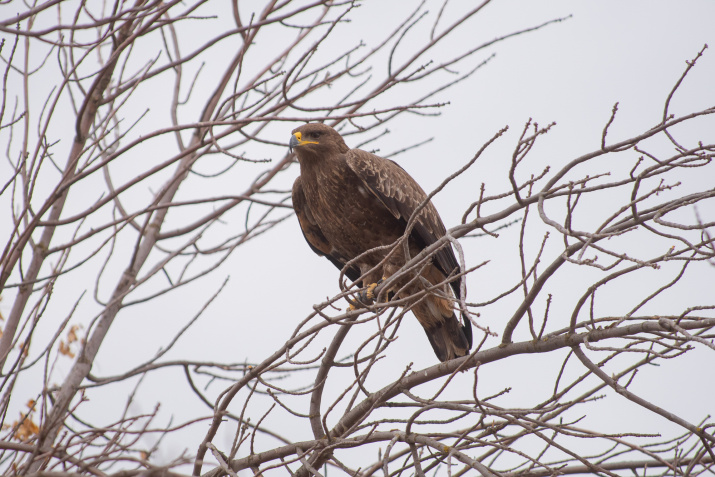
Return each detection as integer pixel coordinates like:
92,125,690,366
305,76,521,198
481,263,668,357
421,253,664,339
0,1,713,477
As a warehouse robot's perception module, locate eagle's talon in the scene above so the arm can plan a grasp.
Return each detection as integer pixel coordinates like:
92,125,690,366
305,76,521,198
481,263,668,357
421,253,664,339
355,286,375,306
365,282,378,301
356,278,385,305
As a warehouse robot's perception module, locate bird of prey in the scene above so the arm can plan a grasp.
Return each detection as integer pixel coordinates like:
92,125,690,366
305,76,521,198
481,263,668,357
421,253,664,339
289,123,472,362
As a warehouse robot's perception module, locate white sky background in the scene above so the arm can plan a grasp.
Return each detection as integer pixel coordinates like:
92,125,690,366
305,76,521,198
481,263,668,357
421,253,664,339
1,0,714,472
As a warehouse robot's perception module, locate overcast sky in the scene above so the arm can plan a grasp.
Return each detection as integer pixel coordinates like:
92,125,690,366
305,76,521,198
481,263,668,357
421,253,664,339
1,0,714,469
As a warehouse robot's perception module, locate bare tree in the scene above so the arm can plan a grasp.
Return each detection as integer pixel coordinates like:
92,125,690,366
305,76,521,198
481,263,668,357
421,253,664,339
0,1,713,477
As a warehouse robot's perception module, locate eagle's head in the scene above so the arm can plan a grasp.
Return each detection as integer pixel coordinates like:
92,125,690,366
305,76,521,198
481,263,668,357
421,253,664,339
289,123,349,159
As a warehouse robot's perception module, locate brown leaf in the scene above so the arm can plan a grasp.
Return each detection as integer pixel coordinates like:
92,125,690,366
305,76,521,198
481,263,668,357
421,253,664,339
59,341,75,358
67,324,81,344
14,414,39,442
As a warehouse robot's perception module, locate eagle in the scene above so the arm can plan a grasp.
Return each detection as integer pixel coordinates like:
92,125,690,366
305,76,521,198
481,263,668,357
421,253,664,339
289,123,472,362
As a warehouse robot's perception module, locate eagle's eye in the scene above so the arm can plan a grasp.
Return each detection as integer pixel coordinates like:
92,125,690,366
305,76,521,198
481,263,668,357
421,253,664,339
309,131,321,139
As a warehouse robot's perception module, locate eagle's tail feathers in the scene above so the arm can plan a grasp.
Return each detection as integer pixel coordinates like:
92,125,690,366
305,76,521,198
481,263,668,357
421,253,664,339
461,311,473,349
424,314,471,362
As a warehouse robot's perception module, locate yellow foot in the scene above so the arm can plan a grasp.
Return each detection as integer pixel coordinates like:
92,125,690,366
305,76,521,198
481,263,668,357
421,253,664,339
349,278,389,310
357,278,385,305
365,282,379,301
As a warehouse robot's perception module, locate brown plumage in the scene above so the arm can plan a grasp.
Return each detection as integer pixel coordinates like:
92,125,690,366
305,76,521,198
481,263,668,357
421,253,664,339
289,123,472,362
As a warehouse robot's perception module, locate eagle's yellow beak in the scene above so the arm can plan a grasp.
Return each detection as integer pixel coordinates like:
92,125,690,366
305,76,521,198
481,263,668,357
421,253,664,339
289,132,318,152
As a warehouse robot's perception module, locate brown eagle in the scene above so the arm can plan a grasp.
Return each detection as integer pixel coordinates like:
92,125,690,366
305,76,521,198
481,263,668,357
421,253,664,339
289,123,472,362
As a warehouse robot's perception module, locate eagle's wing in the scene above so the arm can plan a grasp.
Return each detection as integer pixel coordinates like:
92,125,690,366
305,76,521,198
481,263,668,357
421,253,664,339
344,149,461,297
292,176,361,283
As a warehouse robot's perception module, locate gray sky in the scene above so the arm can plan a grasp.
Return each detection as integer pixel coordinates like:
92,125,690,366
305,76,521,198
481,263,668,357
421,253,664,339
1,0,713,470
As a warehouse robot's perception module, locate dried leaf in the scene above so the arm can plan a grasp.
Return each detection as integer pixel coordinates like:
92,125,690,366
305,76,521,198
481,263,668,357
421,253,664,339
59,341,75,358
14,414,39,442
67,324,81,344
